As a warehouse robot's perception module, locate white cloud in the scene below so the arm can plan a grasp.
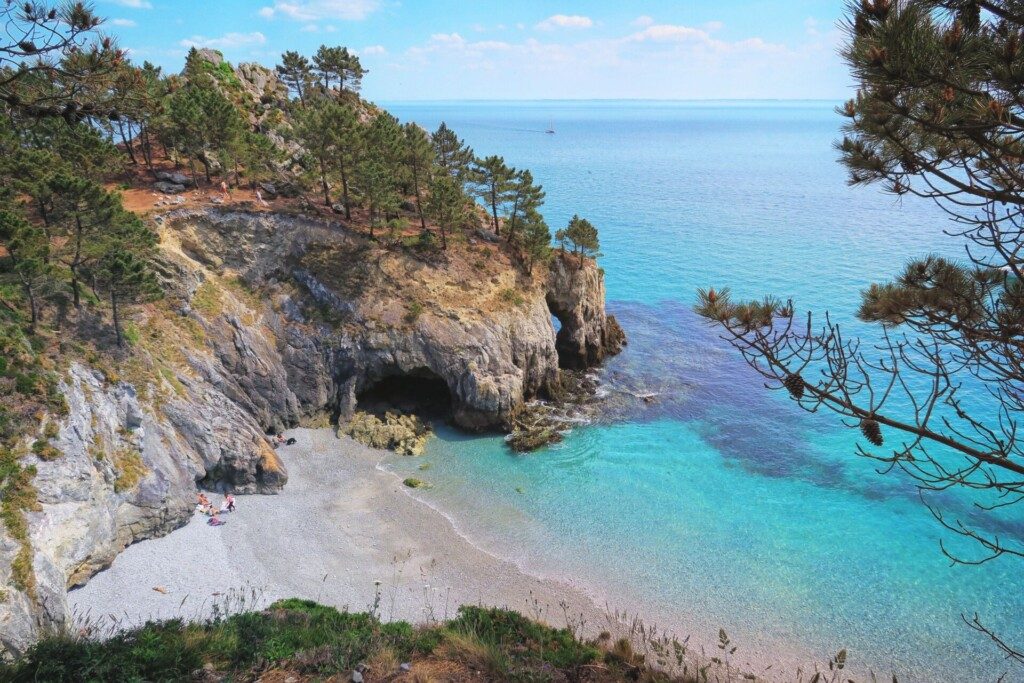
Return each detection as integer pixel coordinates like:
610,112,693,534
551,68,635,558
257,0,378,21
628,24,710,43
704,20,724,32
300,24,319,32
109,0,152,8
361,44,387,55
631,15,654,27
111,18,136,27
180,32,267,49
536,14,593,31
389,20,825,100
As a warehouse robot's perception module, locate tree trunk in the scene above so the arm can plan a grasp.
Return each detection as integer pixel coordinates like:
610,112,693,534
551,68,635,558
25,284,37,334
340,164,351,220
140,125,154,171
319,157,331,206
118,121,138,164
489,186,500,235
189,157,199,188
111,291,123,347
70,215,84,308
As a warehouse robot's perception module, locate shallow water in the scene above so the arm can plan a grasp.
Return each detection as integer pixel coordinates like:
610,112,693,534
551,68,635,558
381,100,1024,681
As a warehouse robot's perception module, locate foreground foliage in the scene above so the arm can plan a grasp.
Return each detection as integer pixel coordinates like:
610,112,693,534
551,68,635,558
698,0,1024,664
0,600,704,682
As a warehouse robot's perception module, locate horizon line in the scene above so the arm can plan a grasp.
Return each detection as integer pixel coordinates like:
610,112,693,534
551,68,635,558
375,97,845,105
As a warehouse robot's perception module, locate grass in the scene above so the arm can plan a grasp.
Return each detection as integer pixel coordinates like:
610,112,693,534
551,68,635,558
191,280,223,318
499,287,526,307
1,602,682,682
112,448,148,493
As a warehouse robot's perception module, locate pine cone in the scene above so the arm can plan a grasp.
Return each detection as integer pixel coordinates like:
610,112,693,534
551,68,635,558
860,418,883,446
783,373,805,399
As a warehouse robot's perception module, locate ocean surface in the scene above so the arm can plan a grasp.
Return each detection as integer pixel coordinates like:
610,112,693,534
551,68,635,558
380,100,1024,681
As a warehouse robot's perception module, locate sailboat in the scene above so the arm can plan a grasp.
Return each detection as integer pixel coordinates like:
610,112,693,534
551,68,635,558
545,119,555,134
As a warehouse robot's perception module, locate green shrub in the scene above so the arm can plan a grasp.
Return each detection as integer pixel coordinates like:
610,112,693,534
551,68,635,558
122,322,141,347
404,301,424,325
499,288,525,307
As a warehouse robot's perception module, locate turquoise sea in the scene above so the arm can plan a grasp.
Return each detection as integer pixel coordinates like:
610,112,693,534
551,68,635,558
382,101,1024,681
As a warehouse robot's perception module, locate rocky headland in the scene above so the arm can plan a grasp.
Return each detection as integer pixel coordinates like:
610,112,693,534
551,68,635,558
0,206,623,654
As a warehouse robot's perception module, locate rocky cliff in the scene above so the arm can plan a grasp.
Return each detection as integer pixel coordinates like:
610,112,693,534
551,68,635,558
0,208,622,654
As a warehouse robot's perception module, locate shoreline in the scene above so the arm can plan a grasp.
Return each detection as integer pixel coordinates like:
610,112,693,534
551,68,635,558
68,428,812,681
69,429,611,640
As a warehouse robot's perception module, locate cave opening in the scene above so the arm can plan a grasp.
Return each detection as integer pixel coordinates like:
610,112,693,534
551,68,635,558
356,367,453,420
546,296,575,369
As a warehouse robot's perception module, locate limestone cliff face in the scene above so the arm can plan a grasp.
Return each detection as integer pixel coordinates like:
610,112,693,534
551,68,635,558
0,208,622,654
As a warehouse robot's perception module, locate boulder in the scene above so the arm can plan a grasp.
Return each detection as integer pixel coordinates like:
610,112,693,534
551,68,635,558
257,182,278,199
153,181,186,195
156,171,193,186
341,411,432,456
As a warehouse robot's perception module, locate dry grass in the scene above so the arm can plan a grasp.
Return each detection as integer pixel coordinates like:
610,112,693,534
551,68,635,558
112,448,148,493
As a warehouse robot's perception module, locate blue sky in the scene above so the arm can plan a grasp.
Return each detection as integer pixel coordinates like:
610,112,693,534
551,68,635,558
99,0,855,100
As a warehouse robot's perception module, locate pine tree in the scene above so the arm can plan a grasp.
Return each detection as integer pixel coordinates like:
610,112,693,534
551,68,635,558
471,155,515,236
94,213,161,347
294,100,339,206
431,122,474,183
506,170,544,244
403,122,433,231
47,174,119,308
327,104,362,219
312,45,347,92
426,174,470,250
341,49,367,94
564,214,600,258
277,51,312,104
516,209,552,272
0,210,59,332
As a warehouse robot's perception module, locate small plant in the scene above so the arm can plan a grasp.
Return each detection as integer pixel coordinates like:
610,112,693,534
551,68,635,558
112,448,148,493
122,322,141,347
499,288,525,307
31,440,61,461
191,280,223,317
404,301,424,325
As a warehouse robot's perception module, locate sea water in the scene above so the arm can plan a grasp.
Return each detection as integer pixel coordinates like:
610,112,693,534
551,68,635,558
381,100,1024,681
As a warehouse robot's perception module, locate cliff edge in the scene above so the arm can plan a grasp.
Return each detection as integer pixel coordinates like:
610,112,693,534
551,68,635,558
0,208,622,654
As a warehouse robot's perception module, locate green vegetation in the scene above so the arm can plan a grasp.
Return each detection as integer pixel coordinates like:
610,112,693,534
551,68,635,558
111,448,147,493
0,601,712,682
404,300,424,324
0,0,607,637
402,477,427,489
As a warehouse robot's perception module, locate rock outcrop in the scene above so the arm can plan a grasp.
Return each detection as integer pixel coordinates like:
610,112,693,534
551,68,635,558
0,207,622,655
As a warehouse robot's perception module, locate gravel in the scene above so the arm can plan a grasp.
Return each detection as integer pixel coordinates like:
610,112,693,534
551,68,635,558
68,429,606,633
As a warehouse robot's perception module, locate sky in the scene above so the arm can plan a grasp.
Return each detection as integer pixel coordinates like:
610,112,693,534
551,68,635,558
98,0,857,101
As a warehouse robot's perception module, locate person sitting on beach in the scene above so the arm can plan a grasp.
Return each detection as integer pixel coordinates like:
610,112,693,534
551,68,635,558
207,514,225,527
276,433,285,445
